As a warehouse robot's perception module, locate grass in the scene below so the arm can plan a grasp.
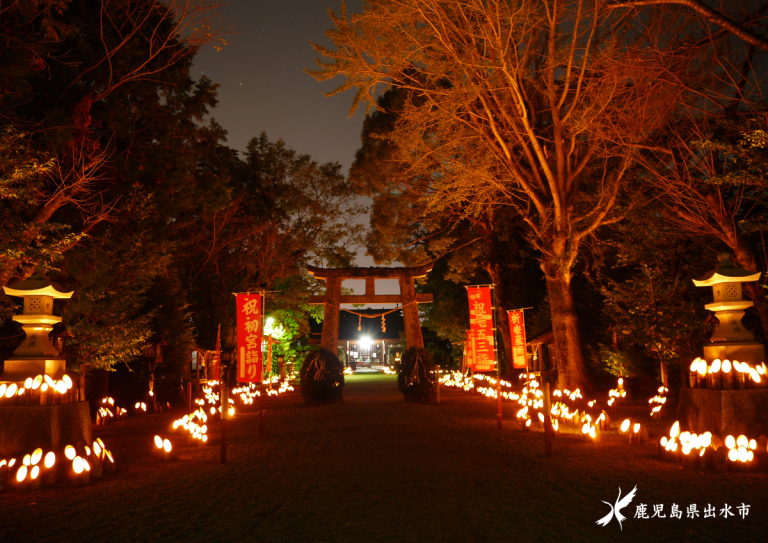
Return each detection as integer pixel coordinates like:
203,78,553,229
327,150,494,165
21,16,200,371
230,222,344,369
1,373,766,542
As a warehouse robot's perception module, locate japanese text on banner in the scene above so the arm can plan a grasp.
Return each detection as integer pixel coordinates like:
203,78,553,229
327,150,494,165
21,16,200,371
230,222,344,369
508,310,528,369
466,286,496,371
236,294,263,383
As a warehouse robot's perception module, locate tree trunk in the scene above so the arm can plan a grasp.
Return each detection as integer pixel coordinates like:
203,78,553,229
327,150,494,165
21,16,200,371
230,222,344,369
541,264,589,391
486,260,514,377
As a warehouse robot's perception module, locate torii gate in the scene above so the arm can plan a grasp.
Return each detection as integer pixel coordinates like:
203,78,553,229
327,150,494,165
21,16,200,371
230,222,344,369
307,264,434,353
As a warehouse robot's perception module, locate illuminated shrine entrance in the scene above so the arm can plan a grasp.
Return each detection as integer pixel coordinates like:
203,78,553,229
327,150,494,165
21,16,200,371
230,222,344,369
307,264,433,355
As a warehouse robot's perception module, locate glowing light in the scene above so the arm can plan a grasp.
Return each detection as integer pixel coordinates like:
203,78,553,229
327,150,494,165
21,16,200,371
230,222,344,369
163,439,172,453
749,439,757,450
620,419,630,433
32,375,42,389
633,423,640,434
722,360,732,373
728,449,738,462
30,465,40,479
670,421,680,438
16,465,28,483
725,435,736,449
690,359,699,372
154,435,163,449
63,374,73,389
23,454,31,466
660,436,668,447
6,383,18,398
738,447,749,462
44,452,55,469
737,435,748,448
31,448,43,465
73,457,84,474
710,359,721,373
24,377,33,388
64,445,76,460
697,359,707,375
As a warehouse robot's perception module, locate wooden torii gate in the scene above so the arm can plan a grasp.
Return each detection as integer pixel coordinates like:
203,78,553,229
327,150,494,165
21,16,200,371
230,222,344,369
307,264,434,353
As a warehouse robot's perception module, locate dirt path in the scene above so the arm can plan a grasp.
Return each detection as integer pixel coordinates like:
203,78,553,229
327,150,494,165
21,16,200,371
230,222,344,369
1,374,766,542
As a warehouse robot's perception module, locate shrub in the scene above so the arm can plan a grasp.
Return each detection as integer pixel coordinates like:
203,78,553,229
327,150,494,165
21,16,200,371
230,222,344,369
397,347,435,402
300,348,345,403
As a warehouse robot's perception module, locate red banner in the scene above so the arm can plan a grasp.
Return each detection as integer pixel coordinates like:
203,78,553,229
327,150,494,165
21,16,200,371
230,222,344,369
236,293,263,383
508,310,528,369
467,286,496,371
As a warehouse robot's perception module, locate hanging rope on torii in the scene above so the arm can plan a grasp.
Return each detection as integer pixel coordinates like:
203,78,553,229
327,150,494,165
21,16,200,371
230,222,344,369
306,264,434,352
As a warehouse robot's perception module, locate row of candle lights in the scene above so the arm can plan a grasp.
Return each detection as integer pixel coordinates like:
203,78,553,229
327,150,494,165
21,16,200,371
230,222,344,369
659,421,768,470
172,408,209,443
649,386,669,419
0,374,76,406
689,358,766,389
441,371,610,441
0,439,115,491
96,397,128,425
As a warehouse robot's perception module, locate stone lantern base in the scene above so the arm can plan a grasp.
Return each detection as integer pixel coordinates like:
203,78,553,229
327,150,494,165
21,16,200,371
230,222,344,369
703,341,766,366
1,357,66,382
677,388,768,437
0,402,92,457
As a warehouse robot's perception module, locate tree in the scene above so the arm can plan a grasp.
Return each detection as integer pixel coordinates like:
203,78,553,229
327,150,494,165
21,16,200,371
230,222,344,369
181,133,366,352
607,1,768,52
0,0,228,287
598,205,713,384
639,111,768,334
310,0,717,388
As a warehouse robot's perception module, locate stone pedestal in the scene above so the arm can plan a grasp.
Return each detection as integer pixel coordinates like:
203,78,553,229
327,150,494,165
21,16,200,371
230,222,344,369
703,342,766,365
0,402,92,457
677,388,768,436
1,357,66,382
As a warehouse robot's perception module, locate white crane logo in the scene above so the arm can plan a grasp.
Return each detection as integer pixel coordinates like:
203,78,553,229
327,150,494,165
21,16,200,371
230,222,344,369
596,486,638,530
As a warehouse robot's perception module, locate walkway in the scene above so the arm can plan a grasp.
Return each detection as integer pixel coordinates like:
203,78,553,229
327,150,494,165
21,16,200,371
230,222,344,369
1,374,766,542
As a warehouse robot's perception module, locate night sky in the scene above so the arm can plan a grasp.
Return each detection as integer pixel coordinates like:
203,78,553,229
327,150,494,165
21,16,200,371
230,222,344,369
192,0,365,172
192,1,400,299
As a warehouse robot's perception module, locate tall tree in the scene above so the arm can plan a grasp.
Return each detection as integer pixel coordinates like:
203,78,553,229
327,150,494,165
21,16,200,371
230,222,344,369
310,0,720,388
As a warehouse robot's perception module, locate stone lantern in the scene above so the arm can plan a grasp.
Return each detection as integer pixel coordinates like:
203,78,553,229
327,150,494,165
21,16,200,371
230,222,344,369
1,267,90,458
2,266,73,381
677,252,768,438
692,252,765,365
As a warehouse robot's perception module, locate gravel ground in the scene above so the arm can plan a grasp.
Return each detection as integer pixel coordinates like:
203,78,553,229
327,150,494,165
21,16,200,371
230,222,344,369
1,373,766,542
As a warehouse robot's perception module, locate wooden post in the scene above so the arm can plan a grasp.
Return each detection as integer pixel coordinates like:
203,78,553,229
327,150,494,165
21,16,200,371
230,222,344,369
321,277,342,353
399,275,424,349
259,382,264,436
544,381,553,456
187,382,192,414
220,382,228,464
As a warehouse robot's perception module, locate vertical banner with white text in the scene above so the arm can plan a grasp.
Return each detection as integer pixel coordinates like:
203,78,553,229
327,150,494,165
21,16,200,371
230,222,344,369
236,293,263,383
508,310,528,369
466,286,496,371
